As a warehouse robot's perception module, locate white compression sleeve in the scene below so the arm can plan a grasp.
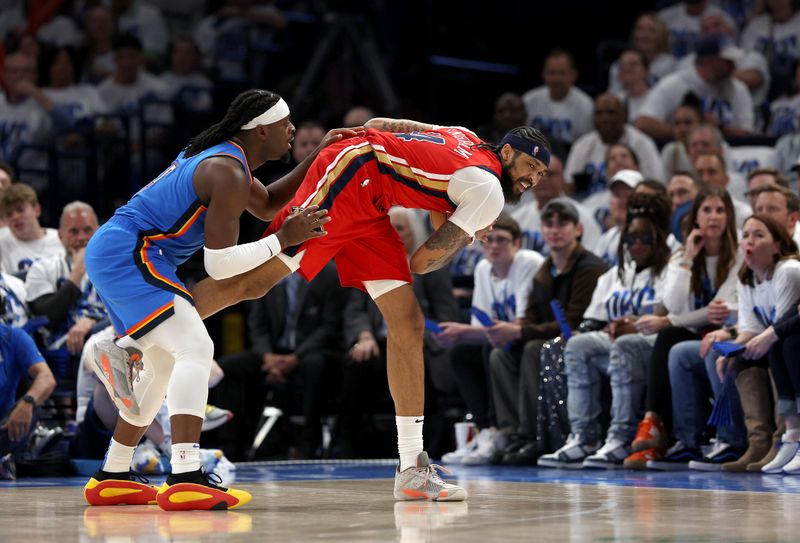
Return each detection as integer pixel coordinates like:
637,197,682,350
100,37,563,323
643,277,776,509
203,234,282,280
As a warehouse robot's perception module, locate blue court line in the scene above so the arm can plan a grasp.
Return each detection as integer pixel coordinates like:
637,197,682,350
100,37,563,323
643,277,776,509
3,462,800,494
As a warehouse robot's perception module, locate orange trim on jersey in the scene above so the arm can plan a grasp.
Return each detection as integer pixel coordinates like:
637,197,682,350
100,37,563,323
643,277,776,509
309,145,375,207
137,204,205,296
226,141,254,185
126,300,174,337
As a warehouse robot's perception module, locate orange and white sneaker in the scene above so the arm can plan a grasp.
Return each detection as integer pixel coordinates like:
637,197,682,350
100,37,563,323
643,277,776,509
156,469,251,511
631,416,667,452
623,447,665,470
92,339,144,416
84,470,158,506
394,452,467,502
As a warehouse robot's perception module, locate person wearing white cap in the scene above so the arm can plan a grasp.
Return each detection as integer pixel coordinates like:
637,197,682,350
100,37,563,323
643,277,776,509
84,89,360,511
592,169,644,266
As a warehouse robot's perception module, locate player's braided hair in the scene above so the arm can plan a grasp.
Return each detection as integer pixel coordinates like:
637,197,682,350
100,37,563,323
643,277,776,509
183,89,281,157
475,126,551,156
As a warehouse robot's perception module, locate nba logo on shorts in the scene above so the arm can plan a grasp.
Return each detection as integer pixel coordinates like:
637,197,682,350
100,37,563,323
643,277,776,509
180,450,186,460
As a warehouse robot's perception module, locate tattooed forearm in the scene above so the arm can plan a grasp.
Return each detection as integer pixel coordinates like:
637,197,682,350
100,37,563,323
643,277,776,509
410,222,471,274
365,117,435,134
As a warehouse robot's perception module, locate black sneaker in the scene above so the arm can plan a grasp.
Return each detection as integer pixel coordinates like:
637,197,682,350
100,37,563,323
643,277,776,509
646,441,703,470
689,441,743,471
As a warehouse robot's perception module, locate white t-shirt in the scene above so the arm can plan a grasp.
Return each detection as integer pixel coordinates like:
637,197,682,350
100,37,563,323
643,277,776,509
521,86,594,143
0,228,64,275
0,272,29,328
509,196,601,255
44,85,108,124
158,71,214,112
36,15,82,47
0,95,53,177
592,225,621,267
563,125,662,192
767,94,800,137
118,2,169,57
741,12,800,72
657,3,729,58
732,197,753,230
663,252,742,318
738,259,800,334
676,47,771,106
608,53,677,93
637,66,754,132
97,71,168,114
471,249,544,324
446,166,506,238
583,261,668,323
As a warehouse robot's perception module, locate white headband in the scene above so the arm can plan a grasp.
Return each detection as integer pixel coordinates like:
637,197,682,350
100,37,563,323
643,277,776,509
239,98,290,130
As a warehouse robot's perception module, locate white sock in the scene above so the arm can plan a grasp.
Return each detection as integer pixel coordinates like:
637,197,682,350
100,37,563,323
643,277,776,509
397,416,424,471
116,335,143,352
784,429,800,442
171,443,201,474
102,438,136,473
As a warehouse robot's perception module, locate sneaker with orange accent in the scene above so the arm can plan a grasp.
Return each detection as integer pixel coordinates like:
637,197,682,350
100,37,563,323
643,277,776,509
623,447,665,470
92,339,144,416
156,469,252,511
394,452,467,502
84,470,158,506
631,416,667,452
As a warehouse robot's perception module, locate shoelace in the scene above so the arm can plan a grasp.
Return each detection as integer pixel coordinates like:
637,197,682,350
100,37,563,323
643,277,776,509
126,351,145,384
128,470,151,484
422,462,451,487
202,469,225,489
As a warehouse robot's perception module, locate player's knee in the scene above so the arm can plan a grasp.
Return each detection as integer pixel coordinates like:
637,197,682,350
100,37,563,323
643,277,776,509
390,304,425,340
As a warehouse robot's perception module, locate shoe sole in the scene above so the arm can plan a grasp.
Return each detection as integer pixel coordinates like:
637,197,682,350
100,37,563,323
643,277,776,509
156,482,251,511
646,462,691,471
688,461,724,471
582,460,625,470
84,478,157,506
93,347,140,416
537,459,586,469
393,487,468,501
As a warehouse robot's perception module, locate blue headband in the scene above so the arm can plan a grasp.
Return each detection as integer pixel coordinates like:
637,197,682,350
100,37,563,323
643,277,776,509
499,133,551,166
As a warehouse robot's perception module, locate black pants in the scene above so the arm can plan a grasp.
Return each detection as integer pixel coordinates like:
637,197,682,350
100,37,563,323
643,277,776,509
450,342,495,429
645,326,699,432
769,330,800,416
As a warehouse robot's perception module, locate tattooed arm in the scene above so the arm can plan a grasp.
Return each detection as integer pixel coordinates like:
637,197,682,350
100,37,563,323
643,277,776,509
364,117,437,133
410,222,472,274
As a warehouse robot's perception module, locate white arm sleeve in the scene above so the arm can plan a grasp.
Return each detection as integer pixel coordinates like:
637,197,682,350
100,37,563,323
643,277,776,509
203,234,282,280
446,166,505,238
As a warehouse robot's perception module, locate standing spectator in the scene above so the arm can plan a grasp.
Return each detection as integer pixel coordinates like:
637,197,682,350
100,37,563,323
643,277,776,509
693,152,753,227
0,324,55,479
564,93,661,194
660,99,703,179
657,0,733,58
436,214,544,465
635,34,755,139
741,0,800,100
510,155,601,254
489,199,607,465
0,184,64,275
522,49,594,144
613,50,652,123
608,13,677,92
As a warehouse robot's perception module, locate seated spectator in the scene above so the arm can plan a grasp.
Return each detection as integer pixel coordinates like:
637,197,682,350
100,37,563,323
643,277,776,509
744,168,791,209
661,99,703,180
623,185,742,469
608,13,676,92
0,161,16,229
676,13,771,108
586,167,643,266
112,0,169,67
657,0,732,58
0,53,54,190
25,202,106,398
693,152,752,228
752,182,800,247
80,5,116,85
581,142,641,234
686,123,746,199
487,199,607,465
537,192,672,468
564,93,661,195
741,0,800,100
0,323,55,479
509,155,601,254
157,36,214,113
0,184,64,275
612,50,651,123
522,49,594,144
715,215,800,474
212,261,346,460
767,64,800,137
666,172,700,242
97,34,167,117
476,93,527,145
774,131,800,181
635,34,755,140
342,106,376,128
435,214,544,465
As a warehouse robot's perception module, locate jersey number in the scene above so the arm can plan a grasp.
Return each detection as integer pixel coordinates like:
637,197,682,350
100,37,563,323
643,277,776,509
394,132,445,144
136,162,178,196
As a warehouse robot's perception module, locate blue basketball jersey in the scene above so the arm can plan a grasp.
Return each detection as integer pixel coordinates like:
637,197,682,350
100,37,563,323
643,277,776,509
114,140,252,266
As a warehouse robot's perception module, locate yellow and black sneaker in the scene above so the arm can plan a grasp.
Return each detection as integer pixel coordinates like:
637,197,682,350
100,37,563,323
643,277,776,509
84,470,158,506
156,469,251,511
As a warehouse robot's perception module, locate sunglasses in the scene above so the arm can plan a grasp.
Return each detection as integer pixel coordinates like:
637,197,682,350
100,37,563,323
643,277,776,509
622,232,654,246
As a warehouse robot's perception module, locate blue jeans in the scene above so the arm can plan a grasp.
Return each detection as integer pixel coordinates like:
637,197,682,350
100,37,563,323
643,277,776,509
668,340,746,450
564,332,653,443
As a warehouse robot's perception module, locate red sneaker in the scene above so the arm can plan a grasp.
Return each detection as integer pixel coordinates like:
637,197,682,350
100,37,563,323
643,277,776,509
84,470,158,506
623,447,665,470
631,417,667,452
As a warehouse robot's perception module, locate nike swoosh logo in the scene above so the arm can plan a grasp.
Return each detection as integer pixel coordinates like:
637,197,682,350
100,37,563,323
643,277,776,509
415,419,424,423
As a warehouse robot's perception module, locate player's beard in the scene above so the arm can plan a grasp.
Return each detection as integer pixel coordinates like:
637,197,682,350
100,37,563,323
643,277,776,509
499,168,523,205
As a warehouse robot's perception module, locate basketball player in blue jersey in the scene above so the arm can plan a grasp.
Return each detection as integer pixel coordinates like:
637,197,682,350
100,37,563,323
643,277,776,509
83,89,361,511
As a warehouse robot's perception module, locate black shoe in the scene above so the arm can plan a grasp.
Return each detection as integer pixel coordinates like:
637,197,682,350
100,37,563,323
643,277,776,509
502,442,541,466
688,442,744,471
646,442,704,471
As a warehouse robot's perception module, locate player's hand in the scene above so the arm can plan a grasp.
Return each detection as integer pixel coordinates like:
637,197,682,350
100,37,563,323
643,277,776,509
485,321,520,349
699,328,732,358
276,205,330,247
0,402,33,442
67,317,95,355
743,326,778,360
320,127,366,149
350,337,379,362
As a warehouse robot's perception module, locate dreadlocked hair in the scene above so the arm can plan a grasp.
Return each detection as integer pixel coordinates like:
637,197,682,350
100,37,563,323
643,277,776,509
183,89,281,157
475,126,551,155
617,191,672,283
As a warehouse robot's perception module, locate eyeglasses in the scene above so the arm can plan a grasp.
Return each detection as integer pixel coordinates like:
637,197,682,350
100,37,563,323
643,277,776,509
622,233,654,245
481,235,514,246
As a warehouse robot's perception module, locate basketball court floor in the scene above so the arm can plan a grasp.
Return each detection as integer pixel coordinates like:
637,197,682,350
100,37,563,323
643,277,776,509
2,461,800,542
